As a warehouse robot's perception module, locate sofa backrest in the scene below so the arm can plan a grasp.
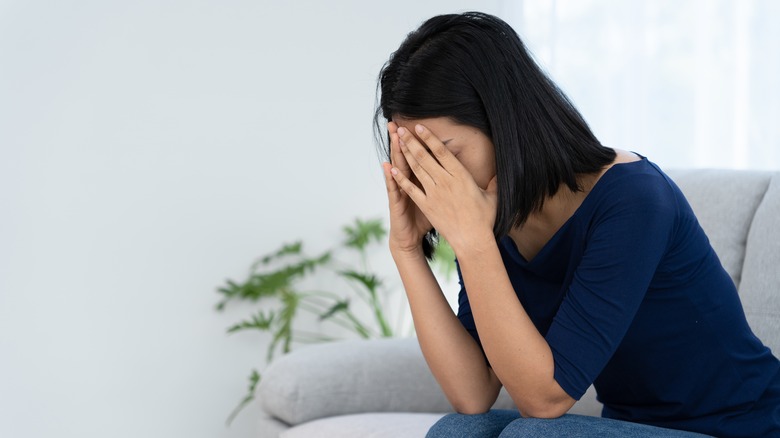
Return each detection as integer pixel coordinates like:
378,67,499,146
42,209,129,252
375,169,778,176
738,174,780,355
666,169,779,355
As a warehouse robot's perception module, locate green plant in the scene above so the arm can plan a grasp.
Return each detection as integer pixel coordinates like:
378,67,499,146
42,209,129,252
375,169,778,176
216,217,455,425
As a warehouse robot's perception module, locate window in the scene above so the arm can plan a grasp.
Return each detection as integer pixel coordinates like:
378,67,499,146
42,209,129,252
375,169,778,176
503,0,780,169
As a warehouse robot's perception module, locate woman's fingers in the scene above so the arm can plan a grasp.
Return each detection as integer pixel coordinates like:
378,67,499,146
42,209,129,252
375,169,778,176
396,125,465,186
397,129,437,189
388,122,411,177
398,126,452,187
388,123,420,199
388,122,400,166
390,165,426,206
413,124,467,176
382,162,402,205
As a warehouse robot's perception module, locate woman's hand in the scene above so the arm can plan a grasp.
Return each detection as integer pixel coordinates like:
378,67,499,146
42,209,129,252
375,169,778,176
390,124,498,256
382,122,433,256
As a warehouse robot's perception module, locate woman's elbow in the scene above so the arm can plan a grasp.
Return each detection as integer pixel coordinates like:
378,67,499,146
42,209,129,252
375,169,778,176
509,381,576,419
446,376,502,414
450,397,494,415
518,402,569,419
515,394,574,419
449,389,500,415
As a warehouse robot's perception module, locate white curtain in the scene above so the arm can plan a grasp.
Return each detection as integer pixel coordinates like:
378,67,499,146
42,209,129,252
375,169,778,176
501,0,780,170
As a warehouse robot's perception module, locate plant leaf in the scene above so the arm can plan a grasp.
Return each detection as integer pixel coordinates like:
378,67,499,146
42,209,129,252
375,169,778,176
227,310,275,334
319,299,350,321
217,251,332,306
226,369,261,426
266,290,300,361
339,270,381,298
430,237,457,280
343,218,386,251
253,241,303,270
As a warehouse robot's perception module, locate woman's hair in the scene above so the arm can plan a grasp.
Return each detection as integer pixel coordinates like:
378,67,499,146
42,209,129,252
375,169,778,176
374,12,615,258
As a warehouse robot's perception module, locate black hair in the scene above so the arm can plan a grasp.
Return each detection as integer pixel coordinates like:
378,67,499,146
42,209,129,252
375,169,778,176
374,12,615,258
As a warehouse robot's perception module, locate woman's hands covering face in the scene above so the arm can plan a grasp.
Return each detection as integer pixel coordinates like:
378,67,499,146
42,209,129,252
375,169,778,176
382,122,434,256
388,123,498,255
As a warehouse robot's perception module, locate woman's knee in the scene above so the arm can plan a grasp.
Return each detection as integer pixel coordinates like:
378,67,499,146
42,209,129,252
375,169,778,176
426,410,521,438
498,416,579,438
497,414,712,438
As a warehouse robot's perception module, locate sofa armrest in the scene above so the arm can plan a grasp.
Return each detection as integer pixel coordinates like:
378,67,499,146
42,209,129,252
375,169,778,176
258,337,451,425
258,337,515,426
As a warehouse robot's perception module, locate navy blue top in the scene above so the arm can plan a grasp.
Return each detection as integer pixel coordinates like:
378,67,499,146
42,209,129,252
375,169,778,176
456,158,780,437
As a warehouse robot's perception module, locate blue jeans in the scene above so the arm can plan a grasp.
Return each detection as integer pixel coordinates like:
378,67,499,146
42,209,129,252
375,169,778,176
426,410,713,438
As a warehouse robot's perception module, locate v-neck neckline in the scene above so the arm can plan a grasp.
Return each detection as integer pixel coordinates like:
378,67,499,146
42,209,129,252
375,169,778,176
504,156,647,265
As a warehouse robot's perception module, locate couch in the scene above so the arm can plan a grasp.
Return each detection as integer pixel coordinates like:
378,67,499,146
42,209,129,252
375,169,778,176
256,169,780,437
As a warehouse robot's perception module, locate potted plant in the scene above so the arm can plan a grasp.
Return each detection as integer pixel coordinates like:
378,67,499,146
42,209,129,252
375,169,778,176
216,218,454,423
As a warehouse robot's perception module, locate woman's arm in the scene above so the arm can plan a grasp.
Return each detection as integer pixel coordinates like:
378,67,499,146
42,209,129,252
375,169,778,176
382,121,501,413
390,124,575,418
391,245,502,414
456,241,576,418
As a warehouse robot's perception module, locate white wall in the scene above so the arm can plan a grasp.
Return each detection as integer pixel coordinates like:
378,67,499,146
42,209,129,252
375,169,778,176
0,1,502,437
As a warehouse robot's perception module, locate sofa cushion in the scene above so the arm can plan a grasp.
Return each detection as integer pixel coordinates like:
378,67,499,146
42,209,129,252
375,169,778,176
738,173,780,355
257,411,292,438
280,413,445,438
665,169,772,288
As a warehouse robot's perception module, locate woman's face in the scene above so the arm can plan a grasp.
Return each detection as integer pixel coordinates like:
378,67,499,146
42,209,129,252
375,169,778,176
392,116,496,190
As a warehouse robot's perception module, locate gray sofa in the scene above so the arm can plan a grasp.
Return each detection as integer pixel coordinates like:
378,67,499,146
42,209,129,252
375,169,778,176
257,169,780,437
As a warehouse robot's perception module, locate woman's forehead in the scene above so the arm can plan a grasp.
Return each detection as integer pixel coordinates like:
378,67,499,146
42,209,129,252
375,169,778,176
392,116,460,133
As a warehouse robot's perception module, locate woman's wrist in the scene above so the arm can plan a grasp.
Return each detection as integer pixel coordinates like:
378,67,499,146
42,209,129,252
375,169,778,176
389,241,426,262
448,229,497,261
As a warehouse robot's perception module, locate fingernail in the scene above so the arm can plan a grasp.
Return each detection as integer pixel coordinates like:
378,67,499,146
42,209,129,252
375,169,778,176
415,124,424,134
391,168,398,176
397,127,406,136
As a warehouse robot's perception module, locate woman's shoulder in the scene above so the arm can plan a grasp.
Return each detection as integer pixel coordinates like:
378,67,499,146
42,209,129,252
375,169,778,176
583,152,684,223
595,153,677,199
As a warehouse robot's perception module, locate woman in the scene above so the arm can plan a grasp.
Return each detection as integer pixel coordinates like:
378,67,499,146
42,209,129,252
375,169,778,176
375,12,780,438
